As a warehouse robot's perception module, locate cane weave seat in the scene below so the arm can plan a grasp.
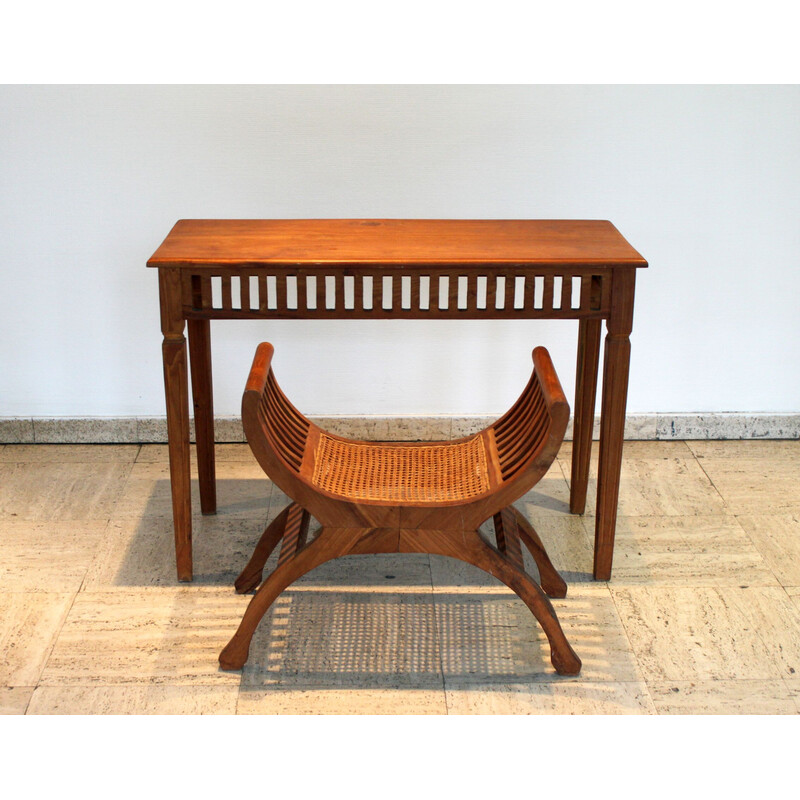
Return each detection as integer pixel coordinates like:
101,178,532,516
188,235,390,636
219,342,582,676
312,434,490,503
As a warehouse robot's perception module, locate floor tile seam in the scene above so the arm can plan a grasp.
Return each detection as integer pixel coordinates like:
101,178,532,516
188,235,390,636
779,677,800,713
694,456,748,516
605,583,654,687
72,518,118,597
425,554,450,713
30,590,81,696
670,583,799,683
728,514,793,588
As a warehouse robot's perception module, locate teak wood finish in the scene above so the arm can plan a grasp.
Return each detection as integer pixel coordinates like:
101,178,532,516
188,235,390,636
220,342,581,675
148,219,647,581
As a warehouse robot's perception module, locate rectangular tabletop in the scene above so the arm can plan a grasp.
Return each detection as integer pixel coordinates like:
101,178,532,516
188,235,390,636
148,219,647,268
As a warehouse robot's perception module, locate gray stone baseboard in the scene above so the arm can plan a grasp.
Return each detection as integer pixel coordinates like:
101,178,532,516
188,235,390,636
1,413,799,444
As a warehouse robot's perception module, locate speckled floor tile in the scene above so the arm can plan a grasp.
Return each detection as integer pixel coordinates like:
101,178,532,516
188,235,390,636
444,681,656,714
291,553,433,590
82,516,267,589
26,684,239,714
436,585,642,684
612,586,800,682
0,687,34,715
39,589,248,685
733,586,800,680
110,460,272,520
515,471,572,515
647,679,798,714
0,520,108,592
237,687,448,714
694,458,800,515
241,590,444,690
609,516,778,586
562,456,730,517
0,445,140,462
0,461,133,521
737,514,800,587
0,592,75,685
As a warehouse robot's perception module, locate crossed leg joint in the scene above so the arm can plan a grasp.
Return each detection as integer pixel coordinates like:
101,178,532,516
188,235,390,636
221,504,580,676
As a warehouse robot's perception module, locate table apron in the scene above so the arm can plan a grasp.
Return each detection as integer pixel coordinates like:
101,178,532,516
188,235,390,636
179,268,612,320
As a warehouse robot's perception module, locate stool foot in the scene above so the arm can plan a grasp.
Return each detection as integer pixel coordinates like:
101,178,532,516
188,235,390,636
402,527,581,676
550,643,582,676
219,638,249,671
221,526,364,670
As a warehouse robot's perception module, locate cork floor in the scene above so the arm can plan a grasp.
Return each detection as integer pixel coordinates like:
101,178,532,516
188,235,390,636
1,439,799,715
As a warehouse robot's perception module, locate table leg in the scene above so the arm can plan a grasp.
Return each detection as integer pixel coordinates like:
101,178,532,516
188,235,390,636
160,268,193,581
188,318,216,514
570,318,601,514
593,268,635,580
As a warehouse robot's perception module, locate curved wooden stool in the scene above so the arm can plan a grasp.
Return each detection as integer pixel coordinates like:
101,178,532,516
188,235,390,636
220,343,581,675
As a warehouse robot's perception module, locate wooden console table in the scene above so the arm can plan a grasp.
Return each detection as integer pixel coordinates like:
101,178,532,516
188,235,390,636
148,219,647,581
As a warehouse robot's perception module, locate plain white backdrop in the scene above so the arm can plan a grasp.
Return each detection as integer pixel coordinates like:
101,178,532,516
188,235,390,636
1,84,798,418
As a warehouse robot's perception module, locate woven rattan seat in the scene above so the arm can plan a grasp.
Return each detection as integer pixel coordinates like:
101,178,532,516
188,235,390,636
312,434,490,503
219,342,582,676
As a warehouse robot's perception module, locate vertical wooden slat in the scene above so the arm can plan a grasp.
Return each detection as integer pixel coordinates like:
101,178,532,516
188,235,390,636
315,273,326,311
486,273,497,310
221,275,232,310
240,273,250,311
258,275,269,313
297,274,308,311
465,275,477,311
505,273,515,310
430,273,441,310
372,273,383,311
276,273,288,312
335,273,344,312
390,275,402,310
449,274,460,310
411,272,421,311
523,274,534,311
543,275,554,311
561,274,572,310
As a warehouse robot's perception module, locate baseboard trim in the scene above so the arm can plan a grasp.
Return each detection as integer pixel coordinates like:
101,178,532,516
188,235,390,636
1,413,799,444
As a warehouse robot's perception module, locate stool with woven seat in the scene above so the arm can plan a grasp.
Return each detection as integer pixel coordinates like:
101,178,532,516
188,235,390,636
219,342,581,675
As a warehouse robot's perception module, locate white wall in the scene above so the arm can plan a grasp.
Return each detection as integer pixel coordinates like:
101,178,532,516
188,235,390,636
1,85,798,418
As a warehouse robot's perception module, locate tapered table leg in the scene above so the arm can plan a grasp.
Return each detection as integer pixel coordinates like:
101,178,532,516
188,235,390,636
160,268,193,581
570,318,601,514
188,318,216,514
593,268,635,580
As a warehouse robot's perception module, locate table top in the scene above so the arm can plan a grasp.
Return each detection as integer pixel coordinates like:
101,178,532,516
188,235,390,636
147,219,648,269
